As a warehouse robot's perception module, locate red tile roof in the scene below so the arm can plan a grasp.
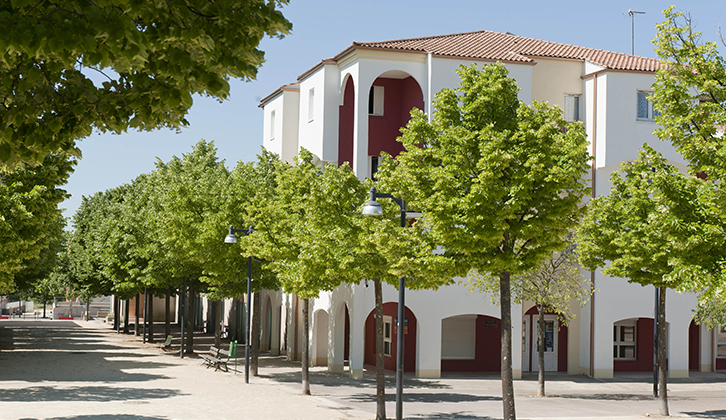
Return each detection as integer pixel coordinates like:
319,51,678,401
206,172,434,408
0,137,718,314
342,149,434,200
342,30,660,72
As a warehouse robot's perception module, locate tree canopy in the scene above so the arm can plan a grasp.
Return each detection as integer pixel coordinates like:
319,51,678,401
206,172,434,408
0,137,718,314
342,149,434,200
0,153,75,292
0,0,292,166
377,63,591,420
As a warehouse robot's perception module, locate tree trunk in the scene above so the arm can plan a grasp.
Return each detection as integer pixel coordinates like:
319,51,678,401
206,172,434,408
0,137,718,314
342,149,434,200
134,293,140,336
537,304,546,398
148,292,155,343
658,287,669,416
165,287,171,338
251,291,261,376
123,300,130,334
374,278,386,420
500,271,516,420
214,300,222,348
301,298,311,395
42,298,47,318
185,281,195,355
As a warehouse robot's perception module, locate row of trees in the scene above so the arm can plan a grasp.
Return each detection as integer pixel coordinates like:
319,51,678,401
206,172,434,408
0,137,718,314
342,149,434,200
7,7,726,420
20,62,593,420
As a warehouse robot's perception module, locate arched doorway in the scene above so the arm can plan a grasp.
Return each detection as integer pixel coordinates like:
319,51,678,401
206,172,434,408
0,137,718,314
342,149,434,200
523,306,567,372
689,319,700,371
364,303,417,372
441,314,501,373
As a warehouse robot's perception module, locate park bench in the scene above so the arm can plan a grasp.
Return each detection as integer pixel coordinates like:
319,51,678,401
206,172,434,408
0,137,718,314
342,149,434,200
157,334,173,350
201,342,237,372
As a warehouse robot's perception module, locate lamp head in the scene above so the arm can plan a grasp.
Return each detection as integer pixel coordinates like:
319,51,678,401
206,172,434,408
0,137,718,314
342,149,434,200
224,225,238,244
362,187,384,216
362,199,383,216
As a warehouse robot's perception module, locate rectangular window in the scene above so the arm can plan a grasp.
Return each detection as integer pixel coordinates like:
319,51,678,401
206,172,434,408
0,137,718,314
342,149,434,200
564,94,580,122
308,88,315,122
613,323,637,359
717,325,726,358
369,155,379,180
383,315,393,357
637,91,660,121
269,110,276,140
369,85,384,116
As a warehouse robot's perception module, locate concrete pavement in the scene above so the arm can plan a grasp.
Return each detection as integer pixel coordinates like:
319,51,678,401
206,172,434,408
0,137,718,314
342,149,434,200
1,318,725,419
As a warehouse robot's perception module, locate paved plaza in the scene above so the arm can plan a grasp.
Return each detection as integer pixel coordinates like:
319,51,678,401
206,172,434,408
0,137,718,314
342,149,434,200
1,318,725,420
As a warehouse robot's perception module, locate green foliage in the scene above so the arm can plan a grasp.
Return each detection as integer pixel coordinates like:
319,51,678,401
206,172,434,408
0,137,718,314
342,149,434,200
652,6,726,180
0,0,292,166
576,144,725,290
0,153,75,291
378,63,591,279
247,149,365,299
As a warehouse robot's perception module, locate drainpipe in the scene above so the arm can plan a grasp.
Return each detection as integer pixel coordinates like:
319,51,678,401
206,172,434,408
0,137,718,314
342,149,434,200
427,52,433,122
589,73,598,378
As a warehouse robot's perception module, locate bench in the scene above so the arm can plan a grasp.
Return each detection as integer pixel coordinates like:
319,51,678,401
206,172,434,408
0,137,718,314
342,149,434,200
157,335,173,350
201,342,237,372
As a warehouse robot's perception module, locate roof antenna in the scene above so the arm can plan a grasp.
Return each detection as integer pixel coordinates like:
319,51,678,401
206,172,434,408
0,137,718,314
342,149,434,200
628,9,645,55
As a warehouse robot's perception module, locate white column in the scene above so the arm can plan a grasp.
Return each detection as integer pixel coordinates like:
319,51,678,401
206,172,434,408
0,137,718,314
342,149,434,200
349,291,367,379
511,302,523,379
416,316,441,378
329,300,346,373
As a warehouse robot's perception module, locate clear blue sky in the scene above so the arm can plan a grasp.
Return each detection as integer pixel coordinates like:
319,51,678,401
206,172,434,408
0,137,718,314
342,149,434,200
61,1,725,221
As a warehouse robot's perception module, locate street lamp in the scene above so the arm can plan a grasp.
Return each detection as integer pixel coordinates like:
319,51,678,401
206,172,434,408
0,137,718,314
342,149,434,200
362,186,408,420
224,225,254,383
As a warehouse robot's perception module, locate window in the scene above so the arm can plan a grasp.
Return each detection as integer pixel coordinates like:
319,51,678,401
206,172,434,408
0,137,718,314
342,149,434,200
717,325,726,358
637,91,660,121
308,88,315,122
564,94,580,122
383,315,393,357
269,110,276,140
369,85,384,116
369,155,379,180
613,322,636,359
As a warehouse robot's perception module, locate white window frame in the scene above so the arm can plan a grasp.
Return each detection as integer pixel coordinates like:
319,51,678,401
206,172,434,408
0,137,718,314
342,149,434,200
308,87,315,122
564,94,580,122
369,85,384,116
613,321,637,360
383,315,393,357
636,91,660,122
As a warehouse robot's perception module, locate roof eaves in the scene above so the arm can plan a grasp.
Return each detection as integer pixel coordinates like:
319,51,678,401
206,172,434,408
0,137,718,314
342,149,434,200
258,82,300,108
297,58,337,82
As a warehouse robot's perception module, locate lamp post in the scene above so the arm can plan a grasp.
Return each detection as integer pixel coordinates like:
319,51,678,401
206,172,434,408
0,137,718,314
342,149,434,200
362,186,408,420
224,225,254,383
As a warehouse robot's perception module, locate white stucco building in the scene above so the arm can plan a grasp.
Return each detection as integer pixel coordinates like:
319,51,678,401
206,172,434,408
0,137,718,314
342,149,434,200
224,31,726,380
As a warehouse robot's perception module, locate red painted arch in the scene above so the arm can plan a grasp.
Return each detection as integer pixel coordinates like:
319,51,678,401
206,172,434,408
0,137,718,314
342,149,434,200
364,302,417,373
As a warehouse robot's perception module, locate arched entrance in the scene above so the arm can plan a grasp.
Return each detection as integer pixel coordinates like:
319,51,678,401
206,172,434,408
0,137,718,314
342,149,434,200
441,314,501,373
689,319,700,371
523,306,567,372
364,303,417,373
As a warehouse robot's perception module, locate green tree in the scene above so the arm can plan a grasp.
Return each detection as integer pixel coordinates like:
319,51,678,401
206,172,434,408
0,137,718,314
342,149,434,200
472,240,590,397
377,63,591,420
0,153,75,292
576,145,724,416
0,0,291,166
651,5,726,329
248,149,367,395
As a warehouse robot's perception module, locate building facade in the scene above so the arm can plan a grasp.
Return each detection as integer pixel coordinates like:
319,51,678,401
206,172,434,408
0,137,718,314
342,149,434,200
243,30,725,379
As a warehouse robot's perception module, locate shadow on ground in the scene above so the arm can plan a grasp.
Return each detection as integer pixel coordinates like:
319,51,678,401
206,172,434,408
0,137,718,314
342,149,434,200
36,415,169,420
0,385,182,402
407,414,498,420
680,410,726,418
345,392,500,403
554,393,665,401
